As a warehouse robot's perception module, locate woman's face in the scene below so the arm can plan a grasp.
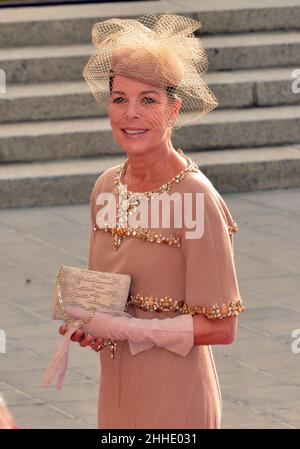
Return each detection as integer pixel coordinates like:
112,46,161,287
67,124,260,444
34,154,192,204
108,75,181,155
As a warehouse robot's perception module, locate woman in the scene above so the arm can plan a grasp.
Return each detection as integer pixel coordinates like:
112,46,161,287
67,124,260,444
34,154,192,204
59,12,245,429
0,394,18,429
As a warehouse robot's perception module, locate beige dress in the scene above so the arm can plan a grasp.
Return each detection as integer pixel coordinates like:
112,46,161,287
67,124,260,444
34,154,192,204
87,150,244,429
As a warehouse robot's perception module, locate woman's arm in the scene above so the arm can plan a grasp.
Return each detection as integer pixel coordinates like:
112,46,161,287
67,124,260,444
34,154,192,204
60,312,237,355
60,315,237,349
193,314,237,346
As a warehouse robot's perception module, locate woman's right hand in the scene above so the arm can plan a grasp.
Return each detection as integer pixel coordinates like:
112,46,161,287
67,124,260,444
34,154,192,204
58,324,104,352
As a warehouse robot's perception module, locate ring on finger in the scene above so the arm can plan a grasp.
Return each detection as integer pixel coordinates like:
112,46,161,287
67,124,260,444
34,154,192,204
90,338,103,352
79,332,87,342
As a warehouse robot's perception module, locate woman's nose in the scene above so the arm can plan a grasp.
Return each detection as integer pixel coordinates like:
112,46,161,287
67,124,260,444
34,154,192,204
126,101,140,118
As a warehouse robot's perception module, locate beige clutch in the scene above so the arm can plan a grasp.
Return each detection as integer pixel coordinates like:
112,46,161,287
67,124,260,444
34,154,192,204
52,265,131,324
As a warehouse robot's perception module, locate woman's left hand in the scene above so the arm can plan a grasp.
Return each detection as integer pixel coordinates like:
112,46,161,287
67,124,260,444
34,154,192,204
64,305,132,340
59,323,104,351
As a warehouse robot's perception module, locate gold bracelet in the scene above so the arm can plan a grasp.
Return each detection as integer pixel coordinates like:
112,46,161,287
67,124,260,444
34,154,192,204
90,338,118,359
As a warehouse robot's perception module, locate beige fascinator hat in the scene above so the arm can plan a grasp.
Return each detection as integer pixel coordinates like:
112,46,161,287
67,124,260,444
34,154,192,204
82,11,218,129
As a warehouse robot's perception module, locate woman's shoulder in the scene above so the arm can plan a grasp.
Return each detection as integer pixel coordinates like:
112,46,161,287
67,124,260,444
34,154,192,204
183,168,236,228
91,163,121,196
183,168,221,203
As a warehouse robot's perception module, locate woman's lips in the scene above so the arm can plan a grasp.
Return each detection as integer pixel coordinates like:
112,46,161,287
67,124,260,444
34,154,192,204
122,129,149,138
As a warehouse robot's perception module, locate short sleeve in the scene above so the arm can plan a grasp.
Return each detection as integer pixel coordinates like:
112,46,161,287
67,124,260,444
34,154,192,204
87,168,115,270
181,189,245,320
88,183,97,271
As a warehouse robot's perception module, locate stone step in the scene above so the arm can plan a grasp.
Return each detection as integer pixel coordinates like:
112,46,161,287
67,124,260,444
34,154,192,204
1,105,300,163
0,0,299,47
1,67,298,124
0,144,299,209
1,31,300,85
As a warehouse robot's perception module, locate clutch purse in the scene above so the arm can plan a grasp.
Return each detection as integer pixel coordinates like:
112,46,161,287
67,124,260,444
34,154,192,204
52,265,131,324
41,265,131,390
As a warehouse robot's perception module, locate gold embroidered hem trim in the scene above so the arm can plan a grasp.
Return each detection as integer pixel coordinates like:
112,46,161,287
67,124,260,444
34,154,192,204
182,298,245,319
228,222,239,234
126,293,246,319
93,223,181,249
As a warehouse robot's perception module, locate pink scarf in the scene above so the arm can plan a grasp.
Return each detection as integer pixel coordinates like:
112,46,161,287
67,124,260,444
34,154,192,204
40,321,81,389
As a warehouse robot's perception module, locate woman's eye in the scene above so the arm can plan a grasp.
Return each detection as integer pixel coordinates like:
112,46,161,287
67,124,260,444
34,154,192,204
111,96,156,104
143,97,156,104
112,97,125,104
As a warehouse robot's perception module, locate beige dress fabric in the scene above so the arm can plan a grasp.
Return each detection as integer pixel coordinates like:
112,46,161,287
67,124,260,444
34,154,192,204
88,152,241,429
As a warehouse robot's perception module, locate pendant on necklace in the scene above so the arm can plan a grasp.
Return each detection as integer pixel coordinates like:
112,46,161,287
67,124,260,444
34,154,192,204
114,233,123,250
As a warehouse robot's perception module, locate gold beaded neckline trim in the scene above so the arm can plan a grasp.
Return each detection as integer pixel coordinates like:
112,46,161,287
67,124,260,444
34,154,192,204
113,148,199,198
93,223,182,249
93,148,239,250
93,221,238,250
100,148,198,250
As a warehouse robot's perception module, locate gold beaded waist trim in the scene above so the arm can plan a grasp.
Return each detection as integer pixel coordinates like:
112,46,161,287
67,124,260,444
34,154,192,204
126,293,245,320
93,221,239,248
94,223,181,247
